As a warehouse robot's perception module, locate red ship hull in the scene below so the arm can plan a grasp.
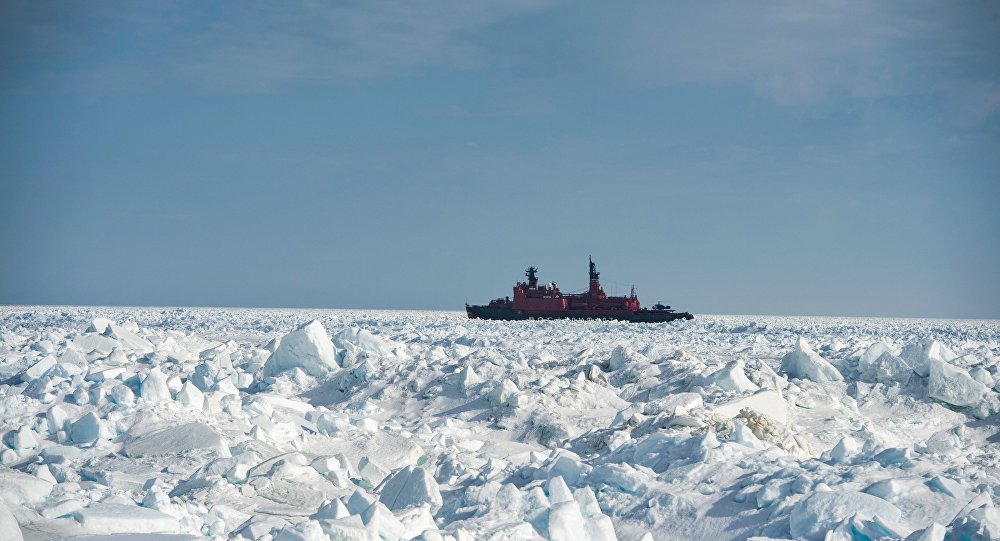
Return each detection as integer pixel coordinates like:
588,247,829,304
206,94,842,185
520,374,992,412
465,257,694,323
465,304,693,322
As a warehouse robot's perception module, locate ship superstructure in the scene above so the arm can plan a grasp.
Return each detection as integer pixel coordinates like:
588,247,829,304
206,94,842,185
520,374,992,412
466,257,693,322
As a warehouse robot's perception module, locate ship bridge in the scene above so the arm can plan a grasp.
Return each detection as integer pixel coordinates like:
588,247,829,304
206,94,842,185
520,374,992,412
511,257,639,312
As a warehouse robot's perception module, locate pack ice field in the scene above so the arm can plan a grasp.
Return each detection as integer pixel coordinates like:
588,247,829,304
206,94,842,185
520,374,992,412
1,307,999,541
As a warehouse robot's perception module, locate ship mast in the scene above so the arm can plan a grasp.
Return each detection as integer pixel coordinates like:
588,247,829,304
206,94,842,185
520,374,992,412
588,256,603,296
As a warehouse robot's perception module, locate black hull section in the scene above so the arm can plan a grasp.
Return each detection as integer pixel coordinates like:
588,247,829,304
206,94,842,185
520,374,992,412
465,305,694,323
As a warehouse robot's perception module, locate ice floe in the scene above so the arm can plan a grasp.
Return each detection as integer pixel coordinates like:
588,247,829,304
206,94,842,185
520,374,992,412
781,337,844,382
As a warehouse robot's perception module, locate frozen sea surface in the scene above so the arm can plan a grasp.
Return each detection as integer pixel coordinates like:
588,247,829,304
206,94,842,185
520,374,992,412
1,306,999,540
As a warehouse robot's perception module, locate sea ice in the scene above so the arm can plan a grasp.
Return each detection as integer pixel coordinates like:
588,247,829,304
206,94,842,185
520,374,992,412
69,412,103,445
334,327,397,358
379,466,443,513
140,367,171,403
264,320,338,377
123,423,229,458
0,468,53,505
74,503,179,534
21,354,58,382
712,389,787,424
926,359,990,407
104,324,154,354
175,381,205,410
901,339,956,378
0,500,23,541
608,345,645,371
487,379,519,407
1,307,998,540
789,491,902,540
866,351,912,383
858,341,900,375
703,361,760,393
780,337,844,382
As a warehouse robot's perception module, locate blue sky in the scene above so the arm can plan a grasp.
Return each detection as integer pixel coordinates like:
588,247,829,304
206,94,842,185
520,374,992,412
1,1,998,317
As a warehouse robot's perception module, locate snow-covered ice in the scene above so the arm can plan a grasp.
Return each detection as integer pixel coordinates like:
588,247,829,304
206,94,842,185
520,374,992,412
1,307,999,540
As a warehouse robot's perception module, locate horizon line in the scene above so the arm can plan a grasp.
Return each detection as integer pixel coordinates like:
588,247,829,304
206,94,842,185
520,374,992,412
1,303,997,323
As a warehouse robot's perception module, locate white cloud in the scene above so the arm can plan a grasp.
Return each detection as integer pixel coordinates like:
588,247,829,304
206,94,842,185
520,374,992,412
610,1,1000,115
3,0,997,125
1,0,559,93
